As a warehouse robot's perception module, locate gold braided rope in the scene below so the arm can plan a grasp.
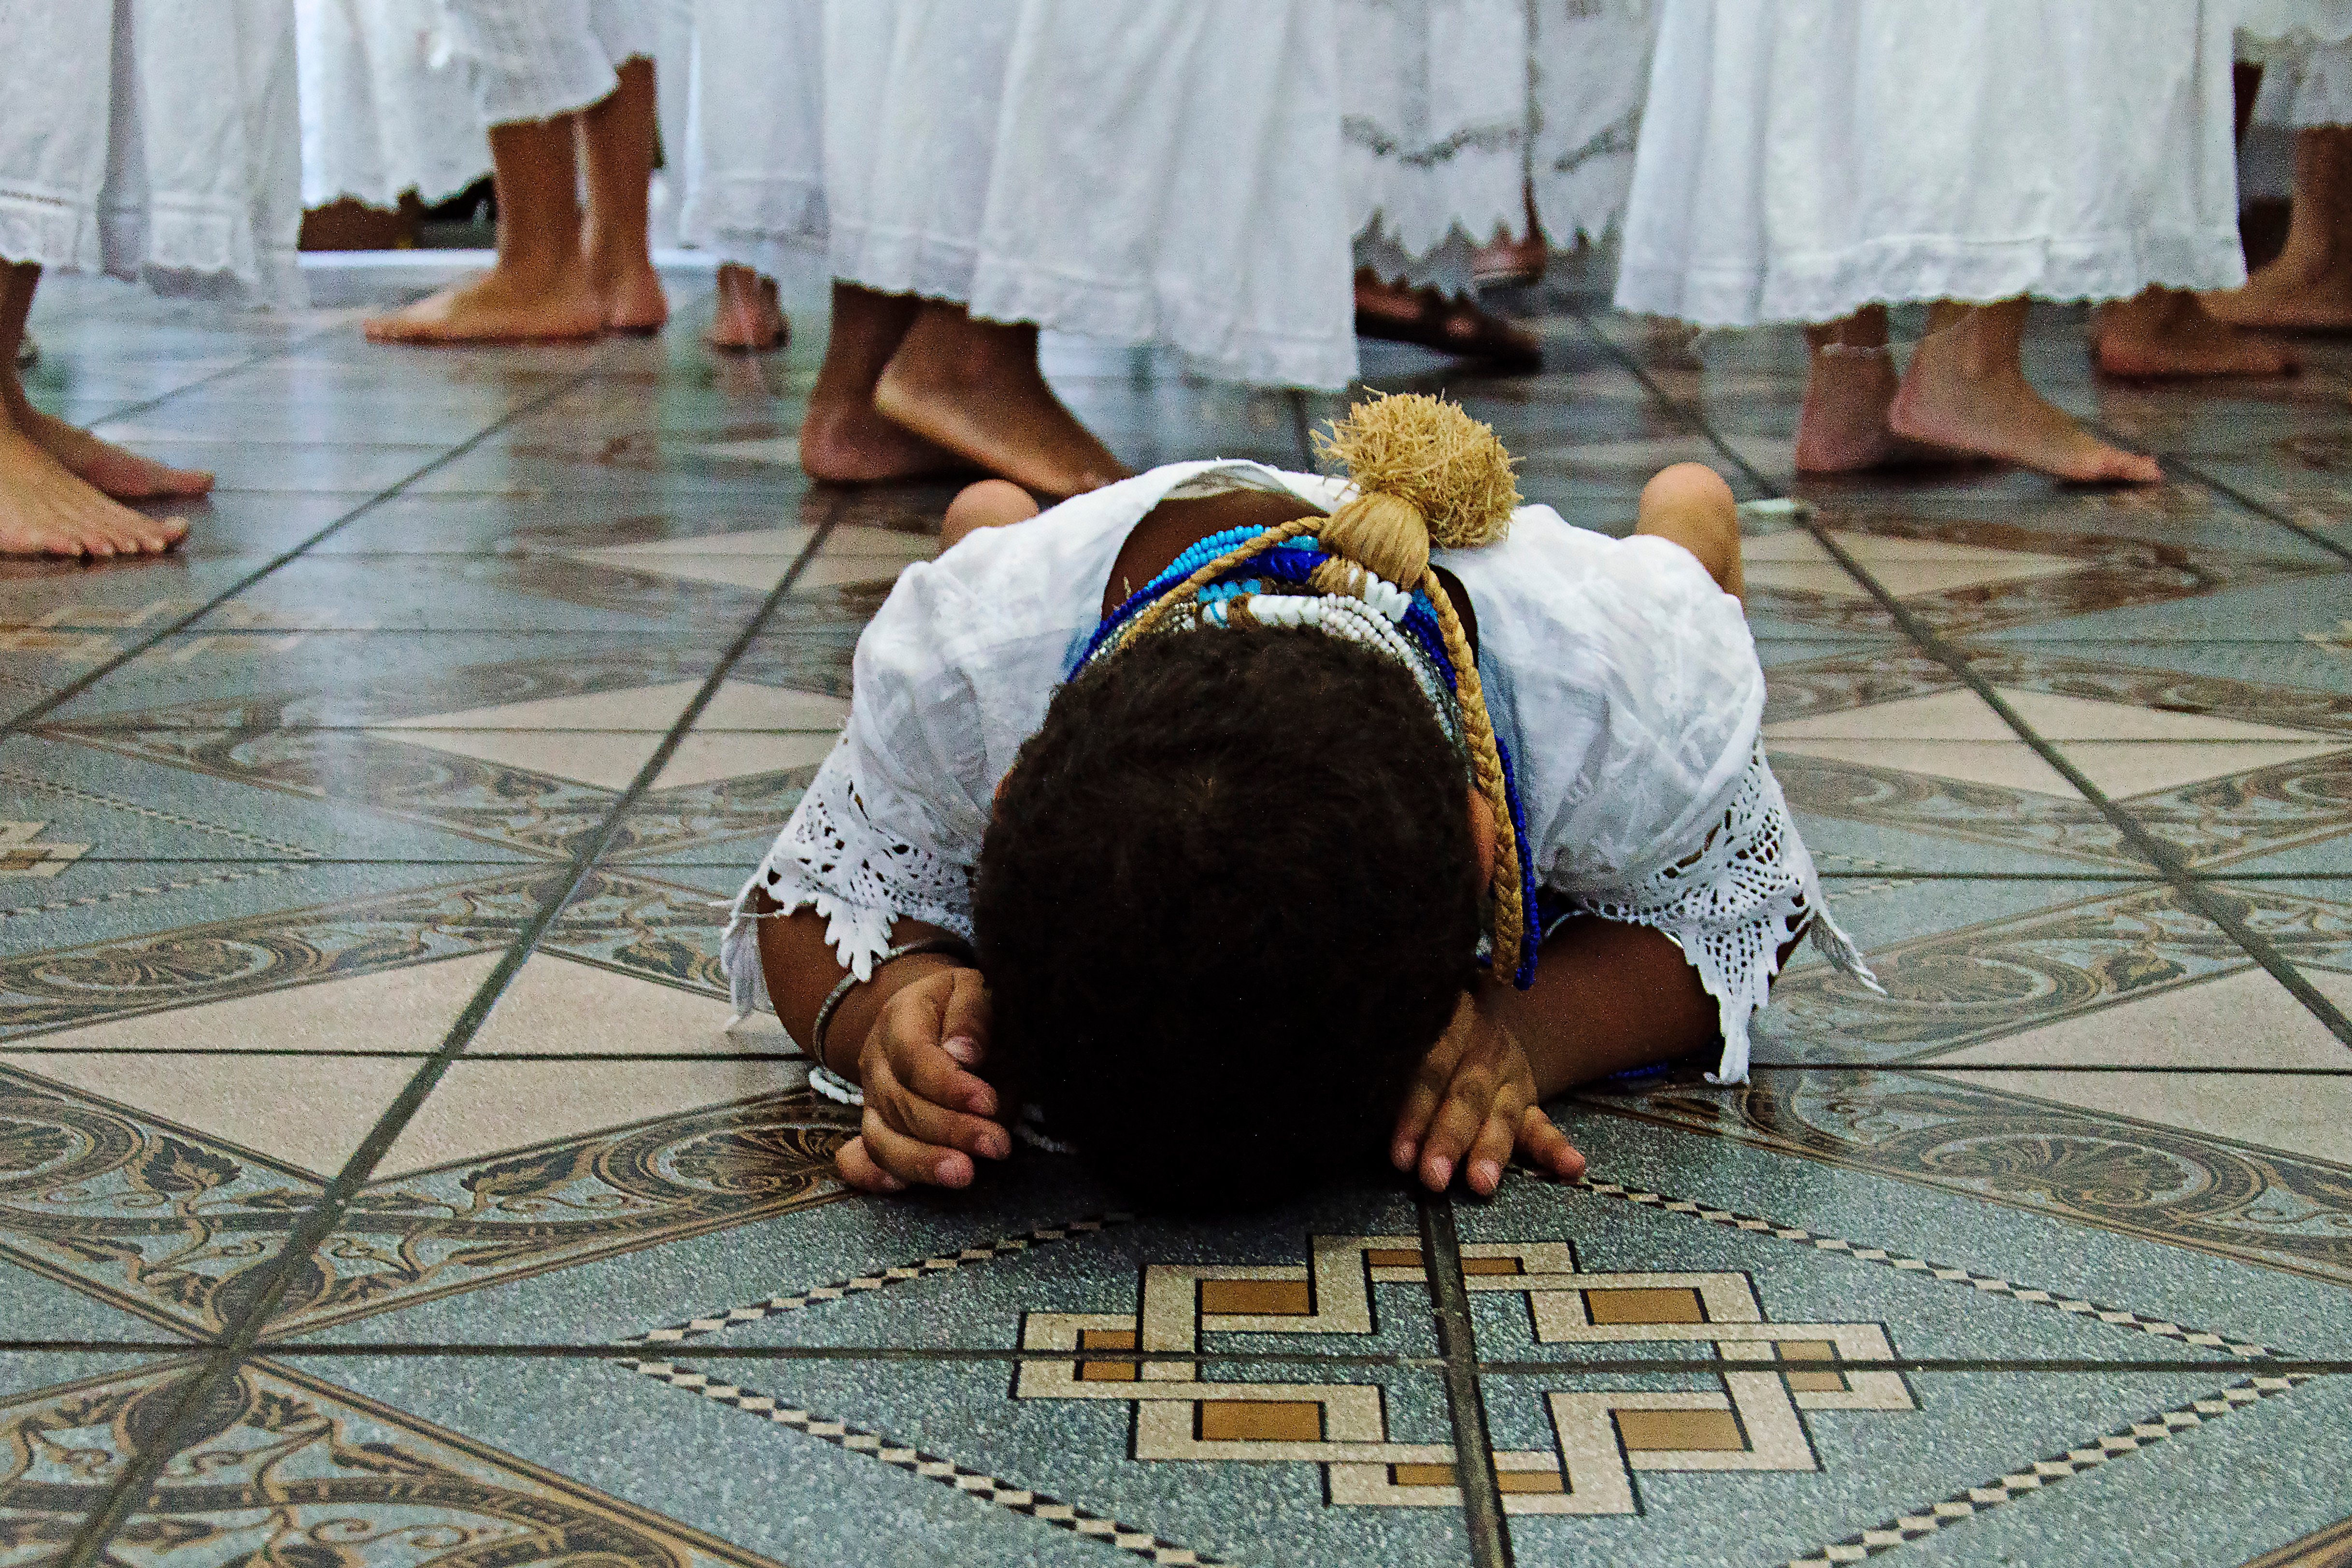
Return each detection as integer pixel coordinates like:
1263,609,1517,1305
1105,501,1527,977
1415,562,1524,978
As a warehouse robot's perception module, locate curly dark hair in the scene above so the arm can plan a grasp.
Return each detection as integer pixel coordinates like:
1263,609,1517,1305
973,625,1482,1212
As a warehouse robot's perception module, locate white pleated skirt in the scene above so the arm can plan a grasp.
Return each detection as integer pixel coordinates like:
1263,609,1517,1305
296,0,490,209
440,0,669,126
1617,0,2247,327
0,0,305,307
824,0,1357,388
678,0,827,299
2241,0,2352,124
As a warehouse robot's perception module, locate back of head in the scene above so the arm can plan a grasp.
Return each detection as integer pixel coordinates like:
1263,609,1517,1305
974,626,1481,1212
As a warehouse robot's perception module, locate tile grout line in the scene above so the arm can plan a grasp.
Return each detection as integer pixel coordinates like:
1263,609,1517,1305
0,367,601,740
2101,441,2352,568
1417,1193,1514,1568
63,316,347,431
1786,1373,2310,1566
1570,311,2352,1054
54,491,852,1568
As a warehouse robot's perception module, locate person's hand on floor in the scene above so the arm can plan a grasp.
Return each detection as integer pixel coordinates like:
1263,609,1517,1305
1391,988,1586,1196
835,967,1012,1193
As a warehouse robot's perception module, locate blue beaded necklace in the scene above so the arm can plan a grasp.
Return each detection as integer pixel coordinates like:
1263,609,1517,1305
1077,517,1543,987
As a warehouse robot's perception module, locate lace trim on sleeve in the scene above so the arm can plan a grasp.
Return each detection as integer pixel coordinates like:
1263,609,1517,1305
720,742,977,1025
1562,741,1880,1085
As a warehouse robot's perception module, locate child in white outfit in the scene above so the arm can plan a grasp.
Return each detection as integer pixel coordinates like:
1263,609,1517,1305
726,396,1875,1210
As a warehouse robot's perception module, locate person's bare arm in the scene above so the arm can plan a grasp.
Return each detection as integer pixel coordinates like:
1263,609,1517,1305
753,893,1009,1191
1392,916,1751,1197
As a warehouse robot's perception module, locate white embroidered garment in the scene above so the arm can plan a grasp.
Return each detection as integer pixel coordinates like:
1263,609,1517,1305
1342,0,1655,292
724,459,1874,1085
0,0,305,308
678,0,827,300
1619,0,2247,327
297,0,491,209
440,0,669,127
822,0,1357,388
2242,0,2352,126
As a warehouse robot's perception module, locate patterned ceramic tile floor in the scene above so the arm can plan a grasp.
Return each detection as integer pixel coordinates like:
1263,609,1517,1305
2,269,2349,1568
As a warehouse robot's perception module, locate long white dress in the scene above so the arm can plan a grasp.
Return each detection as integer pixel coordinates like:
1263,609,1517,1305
0,0,305,307
439,0,670,126
824,0,1357,389
722,458,1876,1087
296,0,490,209
1340,0,1656,292
1617,0,2247,328
678,0,828,300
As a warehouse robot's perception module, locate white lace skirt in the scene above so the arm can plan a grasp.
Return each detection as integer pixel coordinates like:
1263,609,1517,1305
1618,0,2248,327
297,0,491,209
824,0,1358,388
440,0,670,126
0,0,305,307
677,0,828,300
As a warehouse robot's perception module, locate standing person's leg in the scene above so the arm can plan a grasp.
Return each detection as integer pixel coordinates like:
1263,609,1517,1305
1793,306,1961,474
2091,285,2298,375
871,303,1127,500
363,116,604,342
1889,300,2161,484
0,265,190,557
579,54,668,333
2207,126,2352,329
706,263,786,350
800,283,971,484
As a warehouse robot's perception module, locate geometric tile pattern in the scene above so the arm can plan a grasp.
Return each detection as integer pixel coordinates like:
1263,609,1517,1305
1788,1375,2310,1568
1012,1235,1917,1517
625,1360,1236,1568
1568,1179,2275,1357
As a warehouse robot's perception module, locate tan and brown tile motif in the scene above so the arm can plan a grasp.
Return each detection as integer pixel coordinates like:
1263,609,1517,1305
1011,1234,1914,1516
0,1360,788,1568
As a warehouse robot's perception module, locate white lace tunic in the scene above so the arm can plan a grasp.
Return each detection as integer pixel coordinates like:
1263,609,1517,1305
724,459,1875,1085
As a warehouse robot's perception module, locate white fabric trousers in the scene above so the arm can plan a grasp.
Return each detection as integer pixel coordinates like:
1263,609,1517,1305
296,0,491,207
824,0,1357,388
1617,0,2247,327
440,0,667,127
0,0,304,307
679,0,827,298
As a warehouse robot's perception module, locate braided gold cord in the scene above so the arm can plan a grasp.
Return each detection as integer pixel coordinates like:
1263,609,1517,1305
1416,563,1525,977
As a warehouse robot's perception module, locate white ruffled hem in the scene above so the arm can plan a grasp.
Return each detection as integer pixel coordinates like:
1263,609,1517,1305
830,220,1359,390
1616,226,2248,327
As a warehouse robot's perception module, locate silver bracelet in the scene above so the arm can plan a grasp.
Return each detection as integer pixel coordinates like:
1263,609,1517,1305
808,936,978,1083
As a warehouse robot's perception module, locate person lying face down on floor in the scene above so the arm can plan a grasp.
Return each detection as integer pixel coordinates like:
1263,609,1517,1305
721,394,1879,1212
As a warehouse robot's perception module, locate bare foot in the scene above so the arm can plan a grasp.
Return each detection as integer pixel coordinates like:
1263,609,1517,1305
1354,274,1543,369
363,266,606,344
2203,256,2352,333
595,257,670,336
1891,329,2160,485
2094,288,2299,377
0,422,187,558
705,264,788,352
799,384,978,486
871,308,1128,499
1795,345,1961,474
11,403,212,499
